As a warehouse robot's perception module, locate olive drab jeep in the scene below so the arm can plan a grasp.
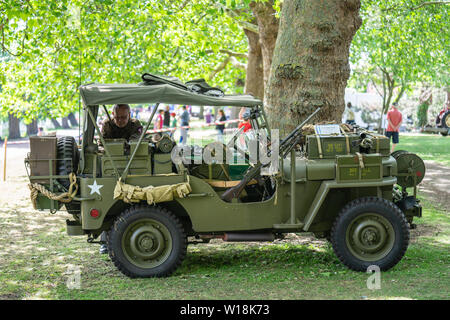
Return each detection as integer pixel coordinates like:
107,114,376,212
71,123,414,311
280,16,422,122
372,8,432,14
25,74,425,278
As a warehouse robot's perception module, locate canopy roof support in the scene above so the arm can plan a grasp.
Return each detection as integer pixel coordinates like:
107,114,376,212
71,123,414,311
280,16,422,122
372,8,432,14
121,103,159,182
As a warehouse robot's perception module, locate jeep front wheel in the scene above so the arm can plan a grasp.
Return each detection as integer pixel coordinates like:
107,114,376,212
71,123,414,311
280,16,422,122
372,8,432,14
108,205,187,278
331,197,409,271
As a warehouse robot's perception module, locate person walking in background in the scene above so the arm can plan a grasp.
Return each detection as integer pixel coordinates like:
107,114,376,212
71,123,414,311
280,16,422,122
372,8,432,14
216,109,226,143
238,113,252,133
163,105,171,129
180,105,190,144
169,112,177,138
154,109,164,131
386,102,403,153
345,102,355,125
205,108,212,124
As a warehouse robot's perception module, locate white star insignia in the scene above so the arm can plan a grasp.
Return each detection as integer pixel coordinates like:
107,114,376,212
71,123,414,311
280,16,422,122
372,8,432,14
88,180,103,195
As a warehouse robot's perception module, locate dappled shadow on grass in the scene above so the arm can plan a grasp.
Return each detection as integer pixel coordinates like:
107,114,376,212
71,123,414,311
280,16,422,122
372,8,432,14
179,241,340,276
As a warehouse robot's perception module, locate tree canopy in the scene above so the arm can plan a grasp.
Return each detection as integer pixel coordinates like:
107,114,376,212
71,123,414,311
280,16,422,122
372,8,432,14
350,0,449,113
0,0,249,121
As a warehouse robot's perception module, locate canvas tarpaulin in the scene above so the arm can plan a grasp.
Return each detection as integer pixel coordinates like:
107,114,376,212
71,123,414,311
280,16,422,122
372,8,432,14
79,83,262,107
113,179,192,205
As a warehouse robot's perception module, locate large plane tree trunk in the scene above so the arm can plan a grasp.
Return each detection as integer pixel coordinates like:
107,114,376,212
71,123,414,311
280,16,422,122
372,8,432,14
265,0,362,135
62,117,71,129
26,119,38,136
51,118,62,129
243,28,264,100
8,113,21,139
250,1,279,88
67,112,78,127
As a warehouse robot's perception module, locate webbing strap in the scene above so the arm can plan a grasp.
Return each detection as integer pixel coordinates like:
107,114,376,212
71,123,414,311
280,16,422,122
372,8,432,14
340,125,351,154
356,152,365,169
313,127,323,159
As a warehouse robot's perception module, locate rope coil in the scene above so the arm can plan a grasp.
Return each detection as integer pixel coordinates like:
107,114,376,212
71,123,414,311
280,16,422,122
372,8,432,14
28,173,78,209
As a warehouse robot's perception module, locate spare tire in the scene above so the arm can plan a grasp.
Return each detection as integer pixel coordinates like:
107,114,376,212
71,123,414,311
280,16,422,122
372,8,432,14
441,111,450,129
57,136,79,189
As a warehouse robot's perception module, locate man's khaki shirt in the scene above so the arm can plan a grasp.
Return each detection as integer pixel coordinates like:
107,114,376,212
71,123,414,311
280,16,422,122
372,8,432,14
100,118,143,140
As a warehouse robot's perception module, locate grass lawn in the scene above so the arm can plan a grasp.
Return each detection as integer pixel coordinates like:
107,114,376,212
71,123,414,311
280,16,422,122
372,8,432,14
0,190,448,300
396,134,450,166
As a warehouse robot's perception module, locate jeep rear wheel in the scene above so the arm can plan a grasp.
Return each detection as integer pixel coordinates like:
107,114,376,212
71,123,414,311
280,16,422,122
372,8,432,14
56,136,79,188
108,205,187,278
331,197,409,271
442,111,450,129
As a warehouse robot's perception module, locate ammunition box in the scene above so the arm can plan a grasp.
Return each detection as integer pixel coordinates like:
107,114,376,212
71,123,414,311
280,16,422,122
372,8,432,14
130,141,149,156
29,136,57,183
103,139,126,156
306,134,359,159
153,153,173,174
336,153,383,182
369,134,390,156
102,156,151,176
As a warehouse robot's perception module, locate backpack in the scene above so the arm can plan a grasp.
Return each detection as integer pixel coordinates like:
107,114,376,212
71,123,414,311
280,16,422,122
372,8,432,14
140,73,224,97
185,79,224,97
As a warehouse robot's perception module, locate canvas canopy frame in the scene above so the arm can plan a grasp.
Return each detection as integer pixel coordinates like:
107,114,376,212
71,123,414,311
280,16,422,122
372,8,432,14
78,82,267,181
79,83,262,107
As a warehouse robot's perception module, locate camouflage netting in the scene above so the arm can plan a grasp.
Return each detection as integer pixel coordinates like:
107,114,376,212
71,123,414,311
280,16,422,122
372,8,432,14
301,122,352,136
113,180,192,204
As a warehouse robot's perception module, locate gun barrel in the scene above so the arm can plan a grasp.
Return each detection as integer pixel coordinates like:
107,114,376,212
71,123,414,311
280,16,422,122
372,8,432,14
280,107,321,148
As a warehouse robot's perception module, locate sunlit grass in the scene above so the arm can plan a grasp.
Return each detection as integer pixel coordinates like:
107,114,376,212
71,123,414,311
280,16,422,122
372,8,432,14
397,134,450,166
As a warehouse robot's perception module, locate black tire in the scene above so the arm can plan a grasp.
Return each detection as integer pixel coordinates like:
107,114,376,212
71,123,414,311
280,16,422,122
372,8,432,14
331,197,409,271
56,136,79,189
108,205,187,278
441,111,450,129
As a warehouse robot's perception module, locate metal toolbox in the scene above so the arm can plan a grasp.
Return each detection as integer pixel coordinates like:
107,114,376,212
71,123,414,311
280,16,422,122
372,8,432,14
336,153,383,182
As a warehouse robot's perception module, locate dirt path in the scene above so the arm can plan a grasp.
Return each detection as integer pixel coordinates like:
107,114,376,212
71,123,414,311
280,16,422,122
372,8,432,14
419,160,450,212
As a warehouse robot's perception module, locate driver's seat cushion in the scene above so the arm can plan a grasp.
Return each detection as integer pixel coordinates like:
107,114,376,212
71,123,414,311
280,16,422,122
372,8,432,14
205,179,257,188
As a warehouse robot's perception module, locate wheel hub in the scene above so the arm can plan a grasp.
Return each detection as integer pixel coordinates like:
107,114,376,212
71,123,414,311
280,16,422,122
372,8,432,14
352,219,387,253
346,213,395,261
123,220,172,267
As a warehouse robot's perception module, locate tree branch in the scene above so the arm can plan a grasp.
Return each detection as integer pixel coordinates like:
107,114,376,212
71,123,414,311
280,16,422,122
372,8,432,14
383,1,450,11
1,19,27,57
214,3,259,34
206,49,248,59
178,0,190,11
411,1,450,10
229,56,246,69
208,56,231,81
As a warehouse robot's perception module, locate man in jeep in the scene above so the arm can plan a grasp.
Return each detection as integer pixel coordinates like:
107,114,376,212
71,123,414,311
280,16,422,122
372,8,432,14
99,103,143,253
100,104,143,141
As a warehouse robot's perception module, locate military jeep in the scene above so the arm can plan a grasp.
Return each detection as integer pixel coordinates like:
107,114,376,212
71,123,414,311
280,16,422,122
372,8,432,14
25,78,425,278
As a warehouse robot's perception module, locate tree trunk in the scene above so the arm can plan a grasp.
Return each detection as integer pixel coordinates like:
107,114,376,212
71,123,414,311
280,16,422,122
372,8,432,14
67,112,78,127
51,118,62,129
250,1,279,88
227,27,266,126
8,113,21,139
26,119,38,136
265,0,362,135
62,117,71,129
199,106,204,120
243,28,264,100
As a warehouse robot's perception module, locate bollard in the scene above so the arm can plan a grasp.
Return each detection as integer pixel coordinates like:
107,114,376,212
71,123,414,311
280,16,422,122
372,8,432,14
3,136,7,181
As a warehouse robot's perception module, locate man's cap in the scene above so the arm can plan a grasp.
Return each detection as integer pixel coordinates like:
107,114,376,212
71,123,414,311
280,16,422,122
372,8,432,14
243,112,250,120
